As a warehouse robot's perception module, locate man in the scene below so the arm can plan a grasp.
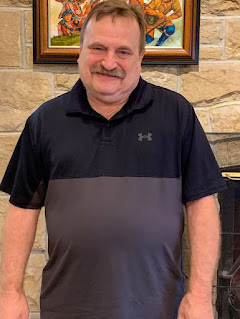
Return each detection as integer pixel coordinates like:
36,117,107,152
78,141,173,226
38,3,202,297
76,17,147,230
58,9,82,36
0,0,226,318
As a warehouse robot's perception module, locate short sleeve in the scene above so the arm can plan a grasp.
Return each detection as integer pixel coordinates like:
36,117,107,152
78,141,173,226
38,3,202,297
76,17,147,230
0,120,47,209
181,105,227,204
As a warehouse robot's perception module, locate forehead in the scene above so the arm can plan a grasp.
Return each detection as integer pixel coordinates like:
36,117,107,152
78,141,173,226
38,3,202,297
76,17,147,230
83,15,141,49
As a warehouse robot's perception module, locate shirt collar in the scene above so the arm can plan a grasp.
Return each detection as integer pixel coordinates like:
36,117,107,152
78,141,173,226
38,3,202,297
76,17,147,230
65,77,154,120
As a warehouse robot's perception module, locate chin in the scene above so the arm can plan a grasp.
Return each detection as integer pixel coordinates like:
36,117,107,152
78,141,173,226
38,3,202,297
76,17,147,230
92,84,120,95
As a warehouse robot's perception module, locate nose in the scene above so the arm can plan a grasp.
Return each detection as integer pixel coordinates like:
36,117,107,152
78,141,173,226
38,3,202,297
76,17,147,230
100,50,118,70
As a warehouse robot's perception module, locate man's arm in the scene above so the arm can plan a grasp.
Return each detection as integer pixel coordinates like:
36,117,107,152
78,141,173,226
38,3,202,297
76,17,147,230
0,203,40,318
178,194,221,319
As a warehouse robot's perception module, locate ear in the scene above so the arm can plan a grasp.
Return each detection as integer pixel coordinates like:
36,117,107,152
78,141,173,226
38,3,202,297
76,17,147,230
77,46,82,61
139,49,146,62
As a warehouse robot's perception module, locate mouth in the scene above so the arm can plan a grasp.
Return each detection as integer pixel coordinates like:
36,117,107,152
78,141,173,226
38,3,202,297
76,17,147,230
95,72,121,79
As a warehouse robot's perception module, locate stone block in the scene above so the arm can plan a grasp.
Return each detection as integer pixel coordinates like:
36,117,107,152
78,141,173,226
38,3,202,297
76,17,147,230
55,74,79,91
33,209,46,251
209,136,240,168
199,47,222,60
29,314,40,319
27,46,33,68
180,63,240,106
25,10,33,43
141,66,177,91
0,11,21,67
0,105,34,132
201,0,240,15
194,109,211,132
0,197,9,248
0,197,46,251
0,0,32,6
226,19,240,59
200,20,223,44
0,133,20,183
0,71,52,131
209,104,240,133
24,253,46,311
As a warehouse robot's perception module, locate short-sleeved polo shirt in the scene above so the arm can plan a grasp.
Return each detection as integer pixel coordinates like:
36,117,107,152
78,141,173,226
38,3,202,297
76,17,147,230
0,78,227,319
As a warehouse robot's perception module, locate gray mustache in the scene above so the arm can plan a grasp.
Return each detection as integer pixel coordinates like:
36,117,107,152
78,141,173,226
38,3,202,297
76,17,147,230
90,65,125,79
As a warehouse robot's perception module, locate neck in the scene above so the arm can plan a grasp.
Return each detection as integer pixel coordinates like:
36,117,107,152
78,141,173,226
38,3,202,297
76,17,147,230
86,93,129,120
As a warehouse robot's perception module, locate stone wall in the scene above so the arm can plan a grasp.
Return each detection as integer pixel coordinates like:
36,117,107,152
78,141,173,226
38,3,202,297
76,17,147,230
0,0,240,318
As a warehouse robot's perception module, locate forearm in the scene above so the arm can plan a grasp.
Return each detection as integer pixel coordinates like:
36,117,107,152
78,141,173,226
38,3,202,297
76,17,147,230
1,204,40,293
185,195,221,300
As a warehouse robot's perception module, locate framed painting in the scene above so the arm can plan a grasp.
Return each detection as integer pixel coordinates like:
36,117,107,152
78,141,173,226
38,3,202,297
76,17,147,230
33,0,200,64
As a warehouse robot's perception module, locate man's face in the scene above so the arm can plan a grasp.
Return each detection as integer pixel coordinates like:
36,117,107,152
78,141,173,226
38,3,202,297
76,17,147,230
64,13,73,22
77,15,145,105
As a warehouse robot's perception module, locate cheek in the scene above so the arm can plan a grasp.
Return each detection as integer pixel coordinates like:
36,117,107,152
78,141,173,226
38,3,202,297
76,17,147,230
126,61,141,78
87,53,105,67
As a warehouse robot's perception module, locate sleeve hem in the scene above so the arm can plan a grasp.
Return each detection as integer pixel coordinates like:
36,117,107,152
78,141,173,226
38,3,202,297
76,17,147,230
9,197,43,210
0,183,12,195
183,182,228,204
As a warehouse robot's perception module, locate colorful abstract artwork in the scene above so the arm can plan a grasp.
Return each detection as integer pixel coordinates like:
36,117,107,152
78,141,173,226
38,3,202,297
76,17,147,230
49,0,183,48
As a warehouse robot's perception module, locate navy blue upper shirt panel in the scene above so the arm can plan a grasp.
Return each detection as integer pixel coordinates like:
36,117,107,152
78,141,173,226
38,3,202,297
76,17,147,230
27,78,191,180
0,77,226,208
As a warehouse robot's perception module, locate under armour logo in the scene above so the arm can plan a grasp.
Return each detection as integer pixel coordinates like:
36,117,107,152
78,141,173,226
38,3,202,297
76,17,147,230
138,133,152,141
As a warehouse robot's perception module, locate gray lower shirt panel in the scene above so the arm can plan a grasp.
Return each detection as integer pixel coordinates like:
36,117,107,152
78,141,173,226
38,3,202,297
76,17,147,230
41,176,185,318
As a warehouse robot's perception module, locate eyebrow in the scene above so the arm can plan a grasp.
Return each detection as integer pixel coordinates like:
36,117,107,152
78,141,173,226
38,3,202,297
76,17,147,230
117,46,133,53
88,42,106,48
88,42,133,53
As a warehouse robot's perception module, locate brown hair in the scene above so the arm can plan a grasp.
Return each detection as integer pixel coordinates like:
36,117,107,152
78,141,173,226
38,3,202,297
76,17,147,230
80,0,146,54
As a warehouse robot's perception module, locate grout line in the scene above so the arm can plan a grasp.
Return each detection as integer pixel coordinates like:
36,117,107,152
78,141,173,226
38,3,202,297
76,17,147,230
0,6,32,11
222,19,227,59
0,131,21,135
177,67,181,93
201,15,240,19
20,10,27,68
51,73,55,98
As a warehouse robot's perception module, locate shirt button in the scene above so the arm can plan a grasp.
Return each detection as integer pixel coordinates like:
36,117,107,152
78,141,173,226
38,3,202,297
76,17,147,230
106,123,110,127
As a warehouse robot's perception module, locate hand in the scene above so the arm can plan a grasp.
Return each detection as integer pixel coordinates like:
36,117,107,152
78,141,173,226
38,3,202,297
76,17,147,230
0,290,29,319
177,292,214,319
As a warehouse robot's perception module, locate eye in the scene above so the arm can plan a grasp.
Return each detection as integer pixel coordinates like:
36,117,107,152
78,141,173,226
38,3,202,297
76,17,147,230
93,47,104,51
89,46,106,54
117,50,132,58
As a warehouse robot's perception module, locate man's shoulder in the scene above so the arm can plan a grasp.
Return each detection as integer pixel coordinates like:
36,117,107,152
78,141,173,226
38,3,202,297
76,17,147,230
27,90,71,125
143,79,192,110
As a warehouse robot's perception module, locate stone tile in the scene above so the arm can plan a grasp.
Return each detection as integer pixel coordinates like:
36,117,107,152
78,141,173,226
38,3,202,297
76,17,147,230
33,209,46,251
0,197,9,249
209,104,240,133
0,0,32,6
199,47,222,60
24,253,46,311
226,19,240,59
180,63,240,106
200,20,223,44
212,137,240,168
25,10,33,43
194,109,211,132
0,71,52,131
201,0,240,15
141,66,177,91
0,133,20,183
0,11,21,67
55,74,79,90
27,46,33,68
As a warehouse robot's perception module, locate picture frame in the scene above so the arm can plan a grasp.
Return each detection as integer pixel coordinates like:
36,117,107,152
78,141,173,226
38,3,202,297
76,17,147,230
33,0,200,65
